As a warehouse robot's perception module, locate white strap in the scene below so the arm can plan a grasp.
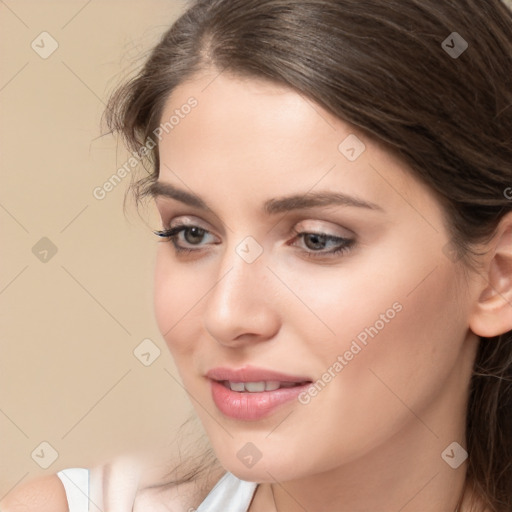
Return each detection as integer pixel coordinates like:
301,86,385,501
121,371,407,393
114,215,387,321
196,472,258,512
57,468,89,512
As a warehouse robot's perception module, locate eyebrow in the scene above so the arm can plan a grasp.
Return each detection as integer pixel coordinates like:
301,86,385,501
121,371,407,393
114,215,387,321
148,181,383,214
149,181,212,211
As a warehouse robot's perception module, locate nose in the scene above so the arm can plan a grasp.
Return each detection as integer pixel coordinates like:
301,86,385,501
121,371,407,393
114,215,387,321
202,247,281,348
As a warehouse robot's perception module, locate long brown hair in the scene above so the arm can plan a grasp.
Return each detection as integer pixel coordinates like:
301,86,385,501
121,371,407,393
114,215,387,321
104,1,512,510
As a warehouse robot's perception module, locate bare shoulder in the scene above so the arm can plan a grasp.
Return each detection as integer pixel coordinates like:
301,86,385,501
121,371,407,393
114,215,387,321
0,474,68,512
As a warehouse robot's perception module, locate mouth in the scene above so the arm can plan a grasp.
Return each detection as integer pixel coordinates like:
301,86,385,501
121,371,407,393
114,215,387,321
206,366,313,421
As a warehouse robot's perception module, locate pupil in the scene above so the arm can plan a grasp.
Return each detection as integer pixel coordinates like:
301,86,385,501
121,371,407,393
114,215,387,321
304,233,327,250
185,227,205,244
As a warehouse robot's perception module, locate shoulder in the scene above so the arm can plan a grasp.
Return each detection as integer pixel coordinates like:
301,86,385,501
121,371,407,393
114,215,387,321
0,474,68,512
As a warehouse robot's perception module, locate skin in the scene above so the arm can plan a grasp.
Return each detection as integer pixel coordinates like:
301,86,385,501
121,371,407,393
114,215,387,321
0,475,68,512
149,69,511,512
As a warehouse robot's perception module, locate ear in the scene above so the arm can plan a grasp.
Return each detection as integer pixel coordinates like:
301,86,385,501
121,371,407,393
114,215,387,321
469,211,512,338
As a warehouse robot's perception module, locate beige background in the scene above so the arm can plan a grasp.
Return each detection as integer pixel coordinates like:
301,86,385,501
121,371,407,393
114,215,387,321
0,0,193,497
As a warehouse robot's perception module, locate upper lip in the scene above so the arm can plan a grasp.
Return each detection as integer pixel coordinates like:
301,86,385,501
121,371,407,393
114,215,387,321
206,365,312,383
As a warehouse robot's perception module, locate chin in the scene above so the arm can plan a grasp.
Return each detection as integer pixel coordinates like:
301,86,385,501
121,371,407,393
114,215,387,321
214,444,313,483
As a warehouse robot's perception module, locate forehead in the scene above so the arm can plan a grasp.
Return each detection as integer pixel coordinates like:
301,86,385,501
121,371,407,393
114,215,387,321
164,72,358,163
155,70,438,224
160,70,337,155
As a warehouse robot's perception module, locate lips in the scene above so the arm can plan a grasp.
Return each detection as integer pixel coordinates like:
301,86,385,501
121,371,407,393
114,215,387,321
206,365,313,420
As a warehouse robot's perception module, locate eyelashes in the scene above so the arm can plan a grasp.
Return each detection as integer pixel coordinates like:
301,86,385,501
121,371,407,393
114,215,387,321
153,225,218,255
154,224,355,259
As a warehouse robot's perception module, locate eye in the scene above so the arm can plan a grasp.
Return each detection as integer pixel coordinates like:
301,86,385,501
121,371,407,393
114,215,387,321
291,229,355,258
153,224,218,254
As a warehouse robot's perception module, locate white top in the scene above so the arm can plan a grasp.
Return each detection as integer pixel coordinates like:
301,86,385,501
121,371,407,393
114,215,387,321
57,468,258,512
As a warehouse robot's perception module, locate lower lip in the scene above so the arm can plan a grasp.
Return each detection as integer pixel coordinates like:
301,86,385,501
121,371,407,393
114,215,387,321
210,379,311,421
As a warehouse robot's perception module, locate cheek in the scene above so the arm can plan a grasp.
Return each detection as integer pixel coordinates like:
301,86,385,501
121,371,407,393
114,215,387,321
276,243,469,411
244,256,469,474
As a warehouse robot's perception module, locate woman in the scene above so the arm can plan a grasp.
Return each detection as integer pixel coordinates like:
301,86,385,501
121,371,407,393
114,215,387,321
3,0,511,511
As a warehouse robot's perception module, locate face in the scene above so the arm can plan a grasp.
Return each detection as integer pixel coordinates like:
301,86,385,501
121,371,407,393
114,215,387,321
152,70,479,482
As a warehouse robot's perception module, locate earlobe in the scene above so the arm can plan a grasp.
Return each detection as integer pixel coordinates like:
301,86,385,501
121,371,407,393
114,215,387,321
469,212,512,338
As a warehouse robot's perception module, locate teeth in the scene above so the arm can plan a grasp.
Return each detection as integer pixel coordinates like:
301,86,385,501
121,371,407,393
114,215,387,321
264,381,281,391
229,382,246,392
244,381,266,392
225,380,299,392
